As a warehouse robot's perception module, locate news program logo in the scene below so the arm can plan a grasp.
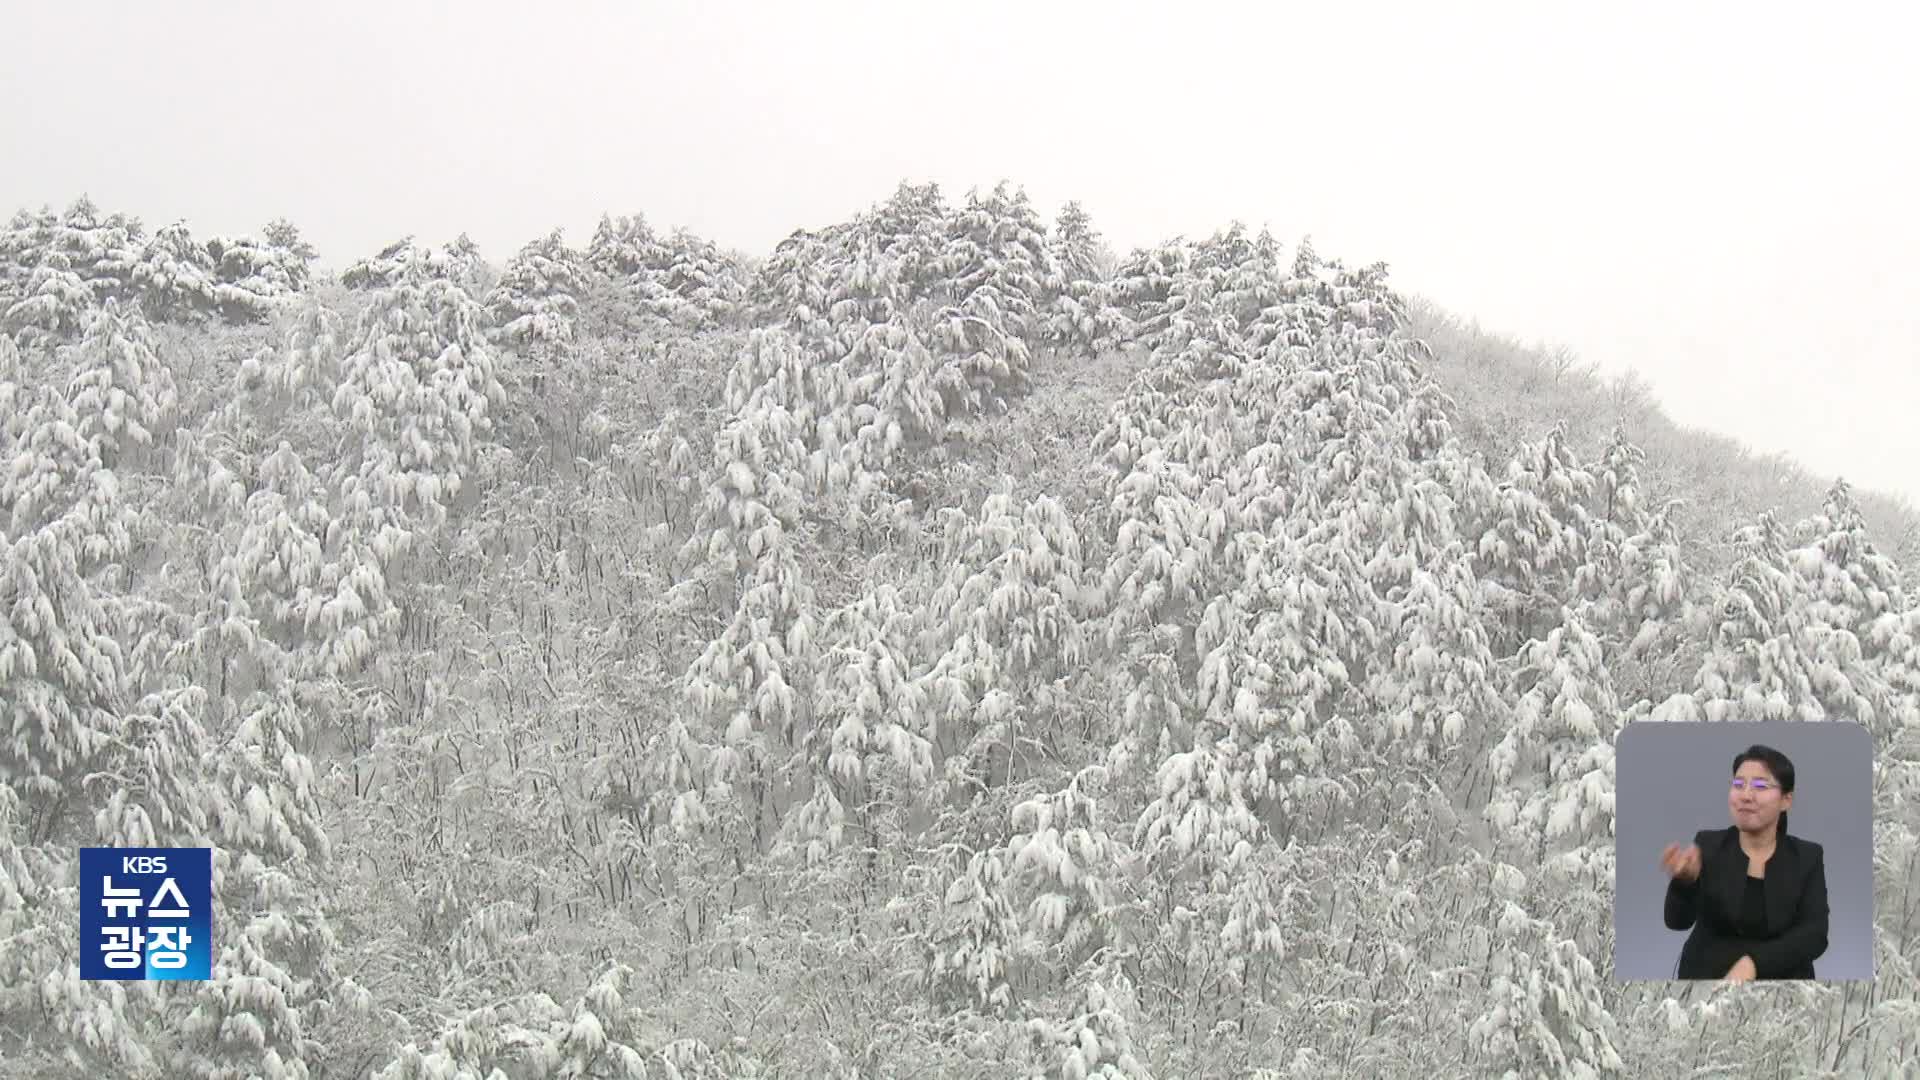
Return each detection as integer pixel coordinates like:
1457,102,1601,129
80,847,212,981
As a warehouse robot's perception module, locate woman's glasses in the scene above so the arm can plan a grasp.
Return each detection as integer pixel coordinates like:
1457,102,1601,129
1731,778,1775,793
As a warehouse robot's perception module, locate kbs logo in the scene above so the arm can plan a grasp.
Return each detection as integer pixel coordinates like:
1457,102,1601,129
80,847,212,981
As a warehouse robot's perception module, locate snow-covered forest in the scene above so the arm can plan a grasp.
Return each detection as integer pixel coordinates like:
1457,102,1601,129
3,183,1920,1078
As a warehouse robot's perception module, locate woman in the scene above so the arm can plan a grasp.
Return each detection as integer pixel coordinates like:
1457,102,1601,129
1659,744,1830,981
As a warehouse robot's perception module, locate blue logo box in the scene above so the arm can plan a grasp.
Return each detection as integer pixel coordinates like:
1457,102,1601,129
79,847,213,981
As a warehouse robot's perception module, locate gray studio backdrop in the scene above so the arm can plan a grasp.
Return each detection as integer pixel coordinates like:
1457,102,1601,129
1613,720,1873,981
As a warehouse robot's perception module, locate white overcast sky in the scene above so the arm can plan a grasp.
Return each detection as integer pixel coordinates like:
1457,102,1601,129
4,2,1915,512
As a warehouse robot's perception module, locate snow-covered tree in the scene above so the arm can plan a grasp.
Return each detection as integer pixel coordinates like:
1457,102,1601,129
586,213,748,332
1796,479,1905,652
1103,240,1192,352
941,181,1059,346
128,221,220,322
922,488,1093,787
1050,200,1108,287
1785,480,1912,732
586,212,675,321
26,185,1919,1074
3,253,96,345
752,225,843,336
1656,510,1879,725
1867,599,1920,734
440,231,491,293
202,232,305,319
661,228,751,330
260,218,318,289
1375,551,1504,774
0,287,362,1077
1612,490,1692,649
0,346,134,812
0,198,168,335
1187,222,1284,349
1465,870,1625,1079
1484,607,1619,886
675,331,833,847
1028,973,1156,1080
486,228,590,350
64,300,179,474
0,206,59,306
1044,200,1122,353
44,196,145,305
339,237,419,290
330,248,505,535
1471,424,1596,651
374,964,753,1078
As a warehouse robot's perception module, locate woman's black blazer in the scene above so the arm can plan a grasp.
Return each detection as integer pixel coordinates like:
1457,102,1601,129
1663,825,1829,979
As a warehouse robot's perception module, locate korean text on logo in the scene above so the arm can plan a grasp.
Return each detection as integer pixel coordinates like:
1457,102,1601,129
80,847,212,981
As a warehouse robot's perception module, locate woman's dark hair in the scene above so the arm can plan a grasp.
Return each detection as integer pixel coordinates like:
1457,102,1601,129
1732,744,1796,838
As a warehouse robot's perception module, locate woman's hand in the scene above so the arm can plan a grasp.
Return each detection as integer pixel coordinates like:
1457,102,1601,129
1661,842,1702,883
1722,956,1757,984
